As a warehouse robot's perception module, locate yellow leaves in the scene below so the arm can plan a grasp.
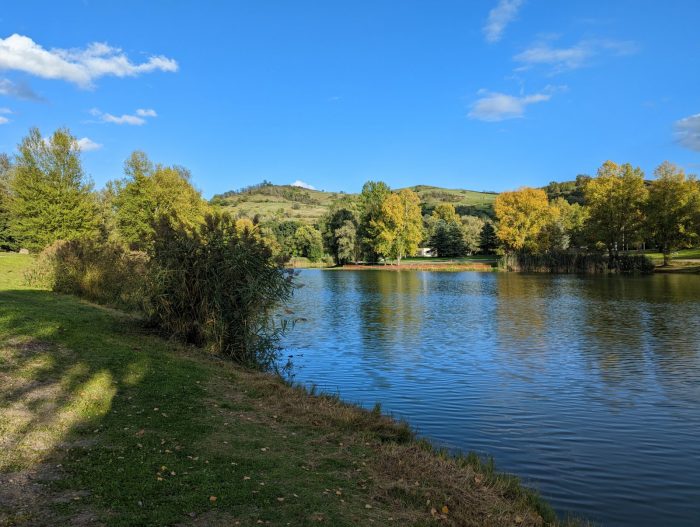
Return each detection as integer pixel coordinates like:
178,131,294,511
429,504,450,520
494,187,551,252
374,189,424,262
432,203,459,223
209,495,217,503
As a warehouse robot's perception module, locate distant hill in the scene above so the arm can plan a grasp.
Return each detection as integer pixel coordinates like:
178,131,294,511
211,182,497,224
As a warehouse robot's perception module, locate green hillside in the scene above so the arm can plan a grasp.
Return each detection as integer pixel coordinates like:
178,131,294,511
211,182,497,224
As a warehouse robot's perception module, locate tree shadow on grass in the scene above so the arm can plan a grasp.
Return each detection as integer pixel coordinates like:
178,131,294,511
0,289,210,526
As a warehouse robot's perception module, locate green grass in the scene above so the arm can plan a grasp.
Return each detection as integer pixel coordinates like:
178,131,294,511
0,253,573,527
645,247,700,261
404,185,497,216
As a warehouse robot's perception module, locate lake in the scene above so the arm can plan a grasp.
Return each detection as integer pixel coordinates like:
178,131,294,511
281,270,700,526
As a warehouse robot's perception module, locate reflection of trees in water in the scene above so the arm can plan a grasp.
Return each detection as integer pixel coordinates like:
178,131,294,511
355,271,424,365
319,270,360,331
579,277,646,387
494,274,552,354
576,275,700,392
493,273,700,397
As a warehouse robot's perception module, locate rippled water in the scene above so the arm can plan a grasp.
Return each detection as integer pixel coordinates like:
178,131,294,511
281,270,700,526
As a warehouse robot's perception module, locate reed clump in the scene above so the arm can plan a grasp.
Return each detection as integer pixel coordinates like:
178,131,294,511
145,213,295,369
499,251,654,274
26,212,295,370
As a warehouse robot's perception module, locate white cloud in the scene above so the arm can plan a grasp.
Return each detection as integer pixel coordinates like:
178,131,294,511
514,38,638,72
76,137,102,151
291,180,316,190
0,107,10,124
89,107,158,126
0,78,42,100
469,89,553,121
0,107,10,113
136,108,157,117
675,113,700,152
0,116,8,125
0,34,178,88
484,0,523,43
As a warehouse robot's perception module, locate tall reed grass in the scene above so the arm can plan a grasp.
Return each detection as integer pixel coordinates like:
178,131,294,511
499,251,654,274
147,213,295,370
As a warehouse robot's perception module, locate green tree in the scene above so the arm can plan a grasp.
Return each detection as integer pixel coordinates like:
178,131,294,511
335,221,358,264
358,181,391,262
0,153,16,250
9,128,100,250
460,215,485,254
268,220,301,258
646,161,699,266
556,199,588,249
111,151,208,250
494,187,551,253
429,219,465,257
373,189,424,265
479,221,499,254
321,198,359,264
585,161,648,259
293,224,324,261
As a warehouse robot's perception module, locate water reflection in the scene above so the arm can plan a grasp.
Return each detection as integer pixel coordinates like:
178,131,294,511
284,270,700,527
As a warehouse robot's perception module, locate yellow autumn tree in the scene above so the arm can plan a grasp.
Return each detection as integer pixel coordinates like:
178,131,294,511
584,160,648,258
373,189,424,265
494,187,552,253
432,203,460,223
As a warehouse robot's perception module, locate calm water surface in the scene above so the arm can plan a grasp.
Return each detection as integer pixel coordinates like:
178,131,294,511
281,270,700,526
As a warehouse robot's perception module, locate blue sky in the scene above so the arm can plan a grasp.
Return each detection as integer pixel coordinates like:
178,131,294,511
1,0,699,197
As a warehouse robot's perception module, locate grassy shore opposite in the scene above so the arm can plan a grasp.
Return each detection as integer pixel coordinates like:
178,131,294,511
1,253,578,526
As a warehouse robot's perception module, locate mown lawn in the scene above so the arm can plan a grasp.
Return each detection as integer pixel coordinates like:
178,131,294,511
0,253,568,527
646,247,700,261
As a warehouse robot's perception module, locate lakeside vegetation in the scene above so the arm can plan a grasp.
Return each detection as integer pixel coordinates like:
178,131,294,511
3,127,699,274
1,253,579,526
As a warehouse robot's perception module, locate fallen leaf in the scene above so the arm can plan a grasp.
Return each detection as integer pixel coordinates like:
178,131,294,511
441,505,449,514
209,496,217,503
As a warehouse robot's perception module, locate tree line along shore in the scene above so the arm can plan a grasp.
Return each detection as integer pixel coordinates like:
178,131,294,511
4,127,700,275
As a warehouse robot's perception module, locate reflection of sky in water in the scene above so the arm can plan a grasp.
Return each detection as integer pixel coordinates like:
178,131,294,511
282,270,700,527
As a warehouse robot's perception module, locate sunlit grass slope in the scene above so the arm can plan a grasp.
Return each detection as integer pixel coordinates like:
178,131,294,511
213,184,496,224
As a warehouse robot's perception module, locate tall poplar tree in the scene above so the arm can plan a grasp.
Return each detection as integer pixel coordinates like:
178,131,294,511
373,189,423,265
358,181,391,262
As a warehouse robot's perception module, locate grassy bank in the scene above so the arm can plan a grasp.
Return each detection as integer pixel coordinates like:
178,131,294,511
645,248,700,273
1,253,571,526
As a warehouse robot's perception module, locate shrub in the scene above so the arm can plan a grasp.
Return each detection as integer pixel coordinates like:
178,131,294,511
26,239,147,309
146,213,295,370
